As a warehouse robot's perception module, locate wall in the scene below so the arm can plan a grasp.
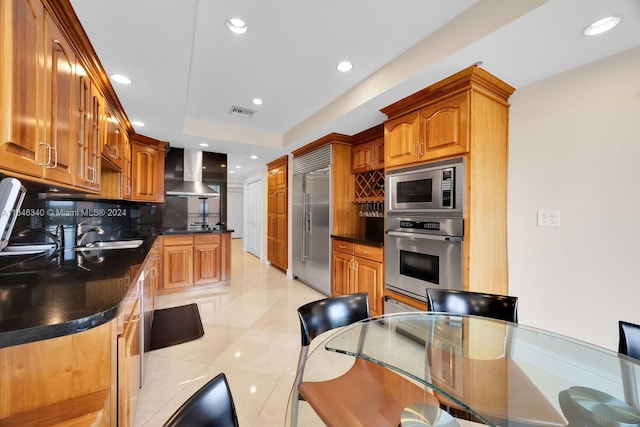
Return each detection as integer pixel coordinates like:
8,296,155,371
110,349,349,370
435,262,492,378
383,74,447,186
508,46,640,351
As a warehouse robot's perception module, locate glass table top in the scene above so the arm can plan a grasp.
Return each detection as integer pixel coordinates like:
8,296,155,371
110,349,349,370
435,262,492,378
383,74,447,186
314,313,640,426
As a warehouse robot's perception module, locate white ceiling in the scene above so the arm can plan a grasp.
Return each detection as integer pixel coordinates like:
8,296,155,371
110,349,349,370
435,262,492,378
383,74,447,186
69,0,640,183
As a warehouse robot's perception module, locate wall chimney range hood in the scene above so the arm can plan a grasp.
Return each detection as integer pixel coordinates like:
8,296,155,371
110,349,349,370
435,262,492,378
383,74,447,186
166,148,220,197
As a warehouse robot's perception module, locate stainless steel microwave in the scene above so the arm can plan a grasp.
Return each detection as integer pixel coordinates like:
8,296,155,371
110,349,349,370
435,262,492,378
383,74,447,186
386,158,464,215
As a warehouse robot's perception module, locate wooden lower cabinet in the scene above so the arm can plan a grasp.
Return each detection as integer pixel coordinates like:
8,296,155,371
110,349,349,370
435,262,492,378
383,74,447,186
160,233,231,293
0,321,115,425
331,239,384,317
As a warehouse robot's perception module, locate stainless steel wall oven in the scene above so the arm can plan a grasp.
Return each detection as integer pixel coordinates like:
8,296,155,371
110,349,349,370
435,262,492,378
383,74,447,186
385,158,465,307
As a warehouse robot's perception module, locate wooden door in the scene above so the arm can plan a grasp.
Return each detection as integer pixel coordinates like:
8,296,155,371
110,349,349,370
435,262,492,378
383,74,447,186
384,110,420,168
221,232,231,281
332,251,353,296
419,91,470,161
351,141,373,173
131,143,161,202
372,137,384,170
354,257,383,316
103,106,123,169
274,188,287,270
42,13,74,186
194,243,221,285
121,133,131,199
0,0,45,177
163,245,193,289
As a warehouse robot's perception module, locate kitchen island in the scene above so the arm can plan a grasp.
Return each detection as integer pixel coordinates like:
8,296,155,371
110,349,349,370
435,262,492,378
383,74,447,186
0,228,232,425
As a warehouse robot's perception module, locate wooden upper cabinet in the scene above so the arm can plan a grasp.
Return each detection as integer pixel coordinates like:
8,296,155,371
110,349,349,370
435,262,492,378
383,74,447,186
0,0,51,179
42,11,75,186
103,105,124,170
351,143,373,173
419,91,470,161
121,133,132,199
131,135,166,202
384,110,421,168
75,74,103,192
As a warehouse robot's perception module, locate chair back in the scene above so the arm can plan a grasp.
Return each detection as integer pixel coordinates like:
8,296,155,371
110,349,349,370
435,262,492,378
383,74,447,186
619,321,640,360
426,289,518,323
164,373,239,427
297,292,370,346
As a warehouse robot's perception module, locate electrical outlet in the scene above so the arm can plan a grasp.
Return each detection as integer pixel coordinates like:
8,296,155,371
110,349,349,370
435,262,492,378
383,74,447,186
537,210,560,227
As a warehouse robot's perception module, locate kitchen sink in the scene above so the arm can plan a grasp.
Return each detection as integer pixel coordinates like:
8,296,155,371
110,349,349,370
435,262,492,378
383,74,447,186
74,239,144,251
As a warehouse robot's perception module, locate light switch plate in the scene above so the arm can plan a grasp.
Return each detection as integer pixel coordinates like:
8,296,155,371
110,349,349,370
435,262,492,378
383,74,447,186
537,210,560,227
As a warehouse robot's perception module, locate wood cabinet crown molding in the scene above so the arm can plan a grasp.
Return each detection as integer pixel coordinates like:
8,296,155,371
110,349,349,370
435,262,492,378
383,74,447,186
380,64,516,120
292,133,352,158
351,124,383,145
266,155,288,170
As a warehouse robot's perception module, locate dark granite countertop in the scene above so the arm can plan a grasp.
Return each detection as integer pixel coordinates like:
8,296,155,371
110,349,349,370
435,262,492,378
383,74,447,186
160,228,234,235
0,236,158,349
0,227,235,348
331,233,384,247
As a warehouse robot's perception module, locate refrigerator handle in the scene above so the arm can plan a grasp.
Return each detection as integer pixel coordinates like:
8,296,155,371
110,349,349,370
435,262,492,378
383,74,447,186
302,193,309,262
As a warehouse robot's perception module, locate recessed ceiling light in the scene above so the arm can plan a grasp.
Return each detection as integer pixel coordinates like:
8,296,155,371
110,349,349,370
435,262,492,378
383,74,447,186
582,15,622,36
131,121,145,127
226,18,248,34
221,164,226,168
229,170,235,174
235,165,241,169
252,98,263,106
250,155,258,159
337,61,353,72
110,74,132,85
199,143,209,147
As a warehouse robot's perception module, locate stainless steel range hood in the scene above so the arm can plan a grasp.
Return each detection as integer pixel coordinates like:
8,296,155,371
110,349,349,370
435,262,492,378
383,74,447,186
166,148,220,197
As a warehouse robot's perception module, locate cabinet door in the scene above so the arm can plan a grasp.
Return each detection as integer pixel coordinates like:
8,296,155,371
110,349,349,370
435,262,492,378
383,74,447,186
194,243,221,285
419,91,470,160
274,189,287,270
0,0,45,177
221,233,231,281
275,165,287,189
163,245,193,289
354,257,383,317
332,251,353,296
103,106,123,169
121,134,132,199
118,298,140,427
384,110,420,168
42,13,75,186
131,143,163,202
351,142,373,173
372,137,384,170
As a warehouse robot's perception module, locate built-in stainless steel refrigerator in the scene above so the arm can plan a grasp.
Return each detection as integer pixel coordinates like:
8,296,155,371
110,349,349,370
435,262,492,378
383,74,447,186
292,146,332,295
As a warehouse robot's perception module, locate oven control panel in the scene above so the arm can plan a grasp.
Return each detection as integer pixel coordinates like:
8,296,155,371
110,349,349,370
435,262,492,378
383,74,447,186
399,220,441,231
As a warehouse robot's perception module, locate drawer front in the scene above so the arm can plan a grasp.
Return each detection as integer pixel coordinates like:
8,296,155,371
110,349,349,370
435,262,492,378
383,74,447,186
332,239,354,255
163,235,194,246
355,244,383,263
194,234,221,245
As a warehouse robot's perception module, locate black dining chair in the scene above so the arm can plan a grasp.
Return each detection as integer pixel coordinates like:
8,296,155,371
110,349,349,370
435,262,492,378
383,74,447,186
425,288,518,323
619,320,640,360
291,292,439,427
164,373,239,427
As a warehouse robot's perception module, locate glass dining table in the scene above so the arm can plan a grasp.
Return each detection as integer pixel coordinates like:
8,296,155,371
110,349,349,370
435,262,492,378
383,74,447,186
286,312,640,427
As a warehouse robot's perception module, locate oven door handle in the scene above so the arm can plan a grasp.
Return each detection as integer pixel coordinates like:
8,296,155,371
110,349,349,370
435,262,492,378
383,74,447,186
386,230,463,242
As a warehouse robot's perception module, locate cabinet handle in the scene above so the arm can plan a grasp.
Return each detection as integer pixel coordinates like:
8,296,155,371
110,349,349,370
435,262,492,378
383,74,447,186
362,250,371,254
87,166,97,183
419,142,424,157
39,142,52,167
412,143,418,157
338,245,347,249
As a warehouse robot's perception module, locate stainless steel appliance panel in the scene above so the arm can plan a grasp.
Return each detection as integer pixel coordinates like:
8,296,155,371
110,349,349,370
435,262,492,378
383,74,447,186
385,217,463,303
386,157,464,216
292,168,331,296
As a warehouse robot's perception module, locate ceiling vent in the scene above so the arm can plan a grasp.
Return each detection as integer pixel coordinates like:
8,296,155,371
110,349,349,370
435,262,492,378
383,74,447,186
228,105,256,118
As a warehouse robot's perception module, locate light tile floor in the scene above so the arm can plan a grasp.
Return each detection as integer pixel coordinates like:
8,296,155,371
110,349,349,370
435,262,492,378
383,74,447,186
134,238,326,426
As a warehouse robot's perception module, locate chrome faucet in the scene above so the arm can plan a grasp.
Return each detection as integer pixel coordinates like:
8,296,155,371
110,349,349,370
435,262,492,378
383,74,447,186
76,222,105,247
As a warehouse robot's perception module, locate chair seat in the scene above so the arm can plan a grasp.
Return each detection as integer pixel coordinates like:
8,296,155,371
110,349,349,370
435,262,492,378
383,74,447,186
431,354,566,426
298,357,439,427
